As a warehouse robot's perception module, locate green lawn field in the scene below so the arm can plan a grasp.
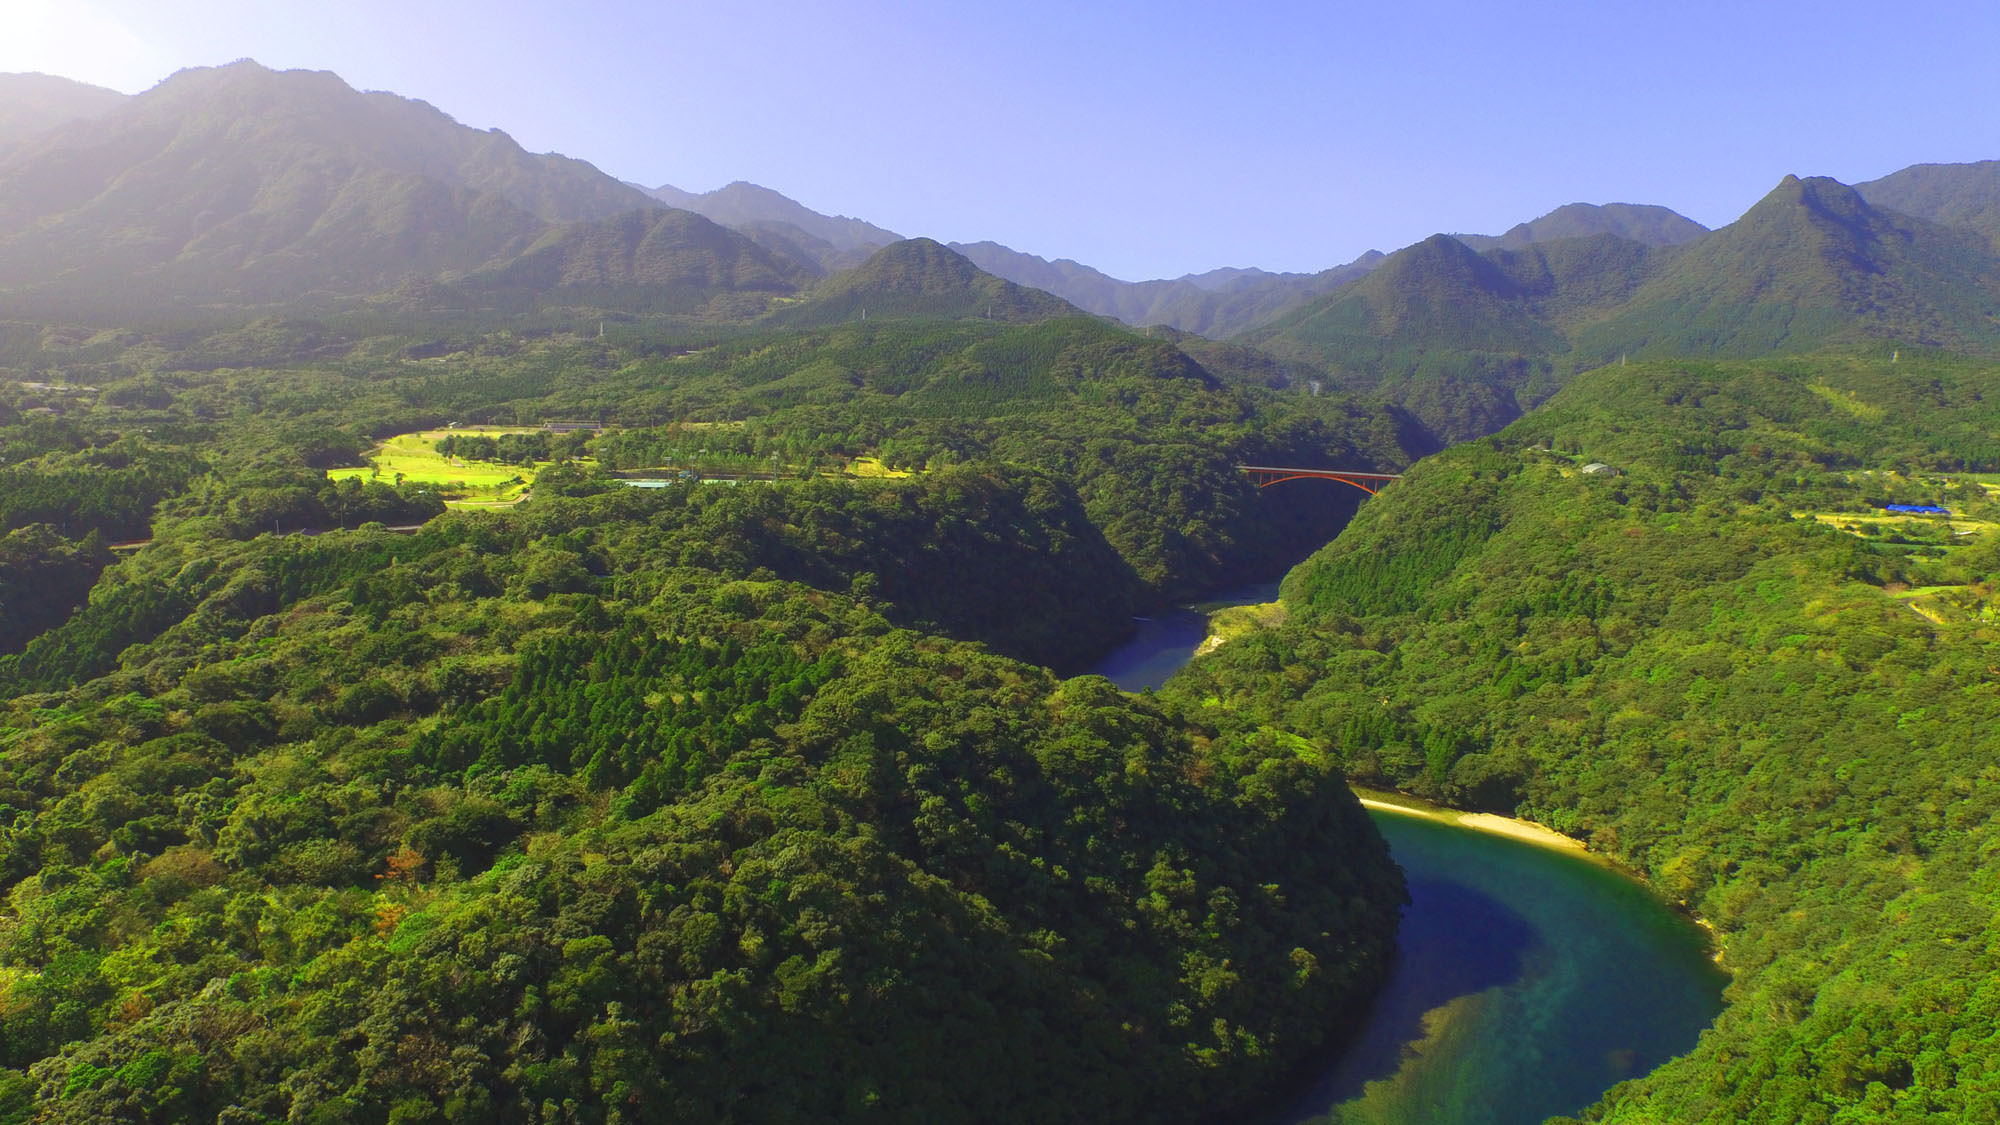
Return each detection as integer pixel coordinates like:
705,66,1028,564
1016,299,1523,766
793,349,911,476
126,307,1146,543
328,428,549,508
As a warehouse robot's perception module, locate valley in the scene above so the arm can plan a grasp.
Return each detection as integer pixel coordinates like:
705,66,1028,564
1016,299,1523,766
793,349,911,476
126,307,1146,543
6,53,2000,1125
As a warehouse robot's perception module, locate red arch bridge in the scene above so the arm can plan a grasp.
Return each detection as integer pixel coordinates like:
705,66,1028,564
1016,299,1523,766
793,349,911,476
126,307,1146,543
1237,465,1403,494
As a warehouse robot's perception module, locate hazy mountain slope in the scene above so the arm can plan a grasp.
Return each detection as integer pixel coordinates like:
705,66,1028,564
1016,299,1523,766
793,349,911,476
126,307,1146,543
1181,266,1300,291
1578,175,2000,362
1857,160,2000,247
637,179,1381,336
725,219,882,274
771,238,1078,327
452,207,807,316
951,241,1383,337
641,180,902,253
0,73,127,149
0,61,668,307
1454,202,1708,252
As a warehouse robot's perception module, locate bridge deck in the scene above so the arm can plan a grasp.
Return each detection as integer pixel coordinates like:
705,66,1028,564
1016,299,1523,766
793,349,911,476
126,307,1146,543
1237,465,1403,494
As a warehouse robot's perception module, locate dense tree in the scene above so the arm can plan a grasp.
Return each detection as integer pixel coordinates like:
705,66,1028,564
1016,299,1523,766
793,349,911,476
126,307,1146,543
1169,353,2000,1121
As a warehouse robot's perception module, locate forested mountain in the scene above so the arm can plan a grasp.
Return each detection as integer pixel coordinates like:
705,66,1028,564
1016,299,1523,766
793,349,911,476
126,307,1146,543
0,300,1417,1120
951,240,1386,337
0,499,1407,1121
0,73,127,149
620,182,1379,336
1453,202,1709,252
770,238,1078,327
1578,175,2000,362
1241,231,1665,439
0,61,672,309
1857,159,2000,247
447,207,809,317
1246,175,2000,442
1168,353,2000,1121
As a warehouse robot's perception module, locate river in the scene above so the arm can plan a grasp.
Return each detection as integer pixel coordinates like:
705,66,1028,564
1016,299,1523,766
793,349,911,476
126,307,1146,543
1089,584,1727,1125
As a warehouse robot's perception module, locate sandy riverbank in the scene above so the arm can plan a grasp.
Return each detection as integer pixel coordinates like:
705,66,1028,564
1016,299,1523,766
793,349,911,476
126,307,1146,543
1191,599,1287,657
1355,787,1728,965
1353,789,1589,856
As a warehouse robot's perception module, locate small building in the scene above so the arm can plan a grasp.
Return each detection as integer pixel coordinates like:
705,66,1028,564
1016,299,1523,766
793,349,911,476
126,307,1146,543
543,420,605,434
1883,503,1951,515
1581,462,1620,476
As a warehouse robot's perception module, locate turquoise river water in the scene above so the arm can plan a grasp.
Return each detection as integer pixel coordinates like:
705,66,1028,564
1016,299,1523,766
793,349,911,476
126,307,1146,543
1091,586,1727,1124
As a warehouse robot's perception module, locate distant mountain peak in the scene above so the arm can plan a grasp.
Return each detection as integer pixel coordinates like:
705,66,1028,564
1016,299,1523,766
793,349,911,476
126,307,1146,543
0,71,130,149
1455,202,1708,252
1857,158,2000,247
1764,173,1866,212
771,237,1077,327
631,180,901,262
1738,175,1897,254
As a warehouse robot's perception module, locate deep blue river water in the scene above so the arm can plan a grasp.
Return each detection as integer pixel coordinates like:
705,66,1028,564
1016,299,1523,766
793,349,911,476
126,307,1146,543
1089,585,1726,1124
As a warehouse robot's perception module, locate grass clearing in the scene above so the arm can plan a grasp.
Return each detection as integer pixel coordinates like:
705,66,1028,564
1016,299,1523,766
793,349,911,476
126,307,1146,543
845,456,913,479
1807,382,1886,421
1193,600,1286,658
329,428,554,508
1798,511,1997,538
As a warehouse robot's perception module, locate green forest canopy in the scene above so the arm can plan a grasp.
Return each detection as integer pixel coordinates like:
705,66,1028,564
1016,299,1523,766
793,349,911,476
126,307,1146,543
0,311,1413,1121
1167,352,2000,1122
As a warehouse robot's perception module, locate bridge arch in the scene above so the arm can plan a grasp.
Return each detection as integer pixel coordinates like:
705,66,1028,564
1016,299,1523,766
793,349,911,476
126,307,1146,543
1237,465,1402,495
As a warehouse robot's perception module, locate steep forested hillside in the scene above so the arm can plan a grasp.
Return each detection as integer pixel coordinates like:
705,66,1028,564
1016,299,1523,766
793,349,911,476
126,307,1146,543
1577,176,2000,363
0,520,1404,1122
417,313,1409,606
1858,160,2000,247
1241,232,1662,440
0,307,1418,1121
1247,176,2000,444
448,208,809,317
769,239,1080,327
1169,352,2000,1121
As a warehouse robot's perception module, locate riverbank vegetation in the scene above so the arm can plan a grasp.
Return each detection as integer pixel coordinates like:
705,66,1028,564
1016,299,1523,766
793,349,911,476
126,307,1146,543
1167,352,2000,1121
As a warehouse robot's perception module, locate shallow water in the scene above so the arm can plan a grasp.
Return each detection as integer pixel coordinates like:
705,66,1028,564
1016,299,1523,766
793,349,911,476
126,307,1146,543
1273,807,1726,1124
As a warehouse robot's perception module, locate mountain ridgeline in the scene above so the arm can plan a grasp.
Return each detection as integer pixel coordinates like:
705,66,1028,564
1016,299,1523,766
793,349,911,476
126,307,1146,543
1248,175,2000,440
949,241,1389,338
0,73,127,149
0,62,853,318
1858,159,2000,248
13,61,2000,457
638,180,904,273
1451,201,1710,252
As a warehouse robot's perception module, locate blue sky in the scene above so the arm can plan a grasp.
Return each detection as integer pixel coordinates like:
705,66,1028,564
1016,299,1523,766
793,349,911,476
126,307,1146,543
5,0,1998,280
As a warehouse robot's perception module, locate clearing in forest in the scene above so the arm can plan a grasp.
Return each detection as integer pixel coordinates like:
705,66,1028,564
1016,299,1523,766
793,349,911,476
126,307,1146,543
327,428,555,508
